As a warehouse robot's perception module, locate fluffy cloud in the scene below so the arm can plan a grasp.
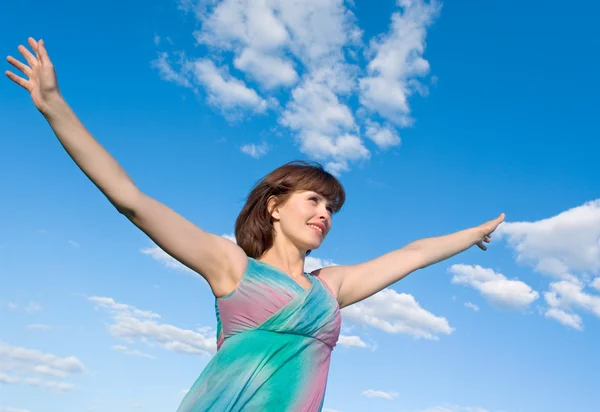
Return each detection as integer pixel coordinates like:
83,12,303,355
543,279,600,330
495,199,600,280
158,0,439,173
89,296,216,356
449,264,539,309
342,288,454,340
495,199,600,328
191,58,269,112
337,334,369,349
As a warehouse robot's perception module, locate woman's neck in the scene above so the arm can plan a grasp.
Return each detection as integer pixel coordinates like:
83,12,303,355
259,240,306,278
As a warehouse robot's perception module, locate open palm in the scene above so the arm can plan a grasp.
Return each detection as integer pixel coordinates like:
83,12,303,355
5,37,60,113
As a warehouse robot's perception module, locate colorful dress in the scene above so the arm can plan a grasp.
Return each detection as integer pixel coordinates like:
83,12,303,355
177,257,342,412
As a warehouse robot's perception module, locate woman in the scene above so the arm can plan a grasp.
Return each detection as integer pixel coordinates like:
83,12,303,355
6,38,505,411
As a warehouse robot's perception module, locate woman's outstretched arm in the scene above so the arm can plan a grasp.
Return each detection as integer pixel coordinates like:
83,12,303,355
318,213,505,308
5,38,247,296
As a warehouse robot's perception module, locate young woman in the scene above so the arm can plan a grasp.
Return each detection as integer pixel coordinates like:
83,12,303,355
6,38,505,411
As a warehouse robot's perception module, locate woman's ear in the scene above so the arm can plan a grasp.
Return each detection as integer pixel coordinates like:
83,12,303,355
267,196,281,221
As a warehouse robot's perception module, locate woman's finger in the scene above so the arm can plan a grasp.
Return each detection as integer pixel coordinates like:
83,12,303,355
6,56,31,77
28,37,40,60
38,39,52,65
18,45,37,68
5,70,30,90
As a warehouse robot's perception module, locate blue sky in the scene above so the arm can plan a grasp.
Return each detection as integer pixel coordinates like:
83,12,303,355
1,0,599,411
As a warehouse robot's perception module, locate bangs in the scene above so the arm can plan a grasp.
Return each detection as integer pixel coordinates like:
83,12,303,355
292,168,346,213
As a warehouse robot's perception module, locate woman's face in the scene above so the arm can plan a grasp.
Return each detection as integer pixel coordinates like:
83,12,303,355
270,190,333,251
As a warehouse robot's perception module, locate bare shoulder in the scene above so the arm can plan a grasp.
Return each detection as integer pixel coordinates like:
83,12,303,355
310,265,348,300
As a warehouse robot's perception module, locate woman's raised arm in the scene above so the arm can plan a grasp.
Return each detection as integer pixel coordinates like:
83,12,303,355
5,38,247,296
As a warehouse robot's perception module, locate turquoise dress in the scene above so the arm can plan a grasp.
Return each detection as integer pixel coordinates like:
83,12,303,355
176,257,341,411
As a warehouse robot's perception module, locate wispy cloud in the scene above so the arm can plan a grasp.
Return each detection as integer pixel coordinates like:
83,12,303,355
361,389,398,400
89,296,216,356
240,142,269,158
112,345,156,359
464,302,480,312
0,342,84,393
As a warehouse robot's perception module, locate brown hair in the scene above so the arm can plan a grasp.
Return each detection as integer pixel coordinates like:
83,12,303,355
235,160,346,258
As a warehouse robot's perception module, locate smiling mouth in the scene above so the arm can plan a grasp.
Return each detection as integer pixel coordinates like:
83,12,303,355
307,224,324,236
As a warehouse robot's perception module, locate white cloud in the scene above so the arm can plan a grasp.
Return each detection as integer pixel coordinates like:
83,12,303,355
0,342,84,379
304,256,337,273
89,296,217,356
222,233,237,243
544,307,583,331
495,199,600,328
359,0,441,126
240,142,269,158
342,288,454,340
233,48,298,89
337,334,368,348
364,119,401,149
151,52,194,89
449,264,539,309
543,279,600,330
161,0,438,174
495,199,600,280
191,58,268,112
141,235,237,273
141,244,195,274
361,389,398,400
464,302,479,312
0,342,83,393
23,377,75,392
0,372,20,384
112,345,156,359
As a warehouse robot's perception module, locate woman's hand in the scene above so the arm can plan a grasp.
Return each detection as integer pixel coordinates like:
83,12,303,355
6,37,61,114
475,213,505,251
